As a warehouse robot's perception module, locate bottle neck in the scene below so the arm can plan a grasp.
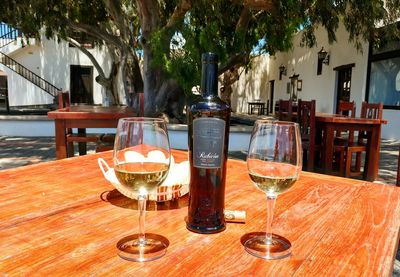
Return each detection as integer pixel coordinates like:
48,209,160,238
201,62,218,98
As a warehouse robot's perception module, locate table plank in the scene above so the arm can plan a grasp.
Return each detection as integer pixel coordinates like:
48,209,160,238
0,151,399,275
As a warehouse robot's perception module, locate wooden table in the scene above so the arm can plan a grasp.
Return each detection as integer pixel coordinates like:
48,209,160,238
1,150,399,275
247,101,265,115
316,113,387,181
47,105,136,159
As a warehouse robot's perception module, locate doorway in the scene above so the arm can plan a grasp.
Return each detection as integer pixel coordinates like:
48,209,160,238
269,80,274,114
334,64,354,112
70,65,93,104
0,71,9,113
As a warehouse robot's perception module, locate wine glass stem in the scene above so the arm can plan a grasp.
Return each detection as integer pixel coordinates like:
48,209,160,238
138,194,147,245
266,195,277,243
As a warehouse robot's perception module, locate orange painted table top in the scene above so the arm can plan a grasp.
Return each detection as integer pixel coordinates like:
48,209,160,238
1,150,399,275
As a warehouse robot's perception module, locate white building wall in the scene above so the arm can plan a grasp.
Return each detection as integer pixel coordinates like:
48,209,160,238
231,55,270,113
0,63,54,105
2,34,124,106
382,110,400,139
231,23,399,140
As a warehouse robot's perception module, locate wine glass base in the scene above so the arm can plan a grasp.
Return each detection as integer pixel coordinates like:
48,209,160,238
244,234,291,260
117,234,168,262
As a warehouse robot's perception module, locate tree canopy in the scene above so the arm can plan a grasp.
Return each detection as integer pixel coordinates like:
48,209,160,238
1,0,399,121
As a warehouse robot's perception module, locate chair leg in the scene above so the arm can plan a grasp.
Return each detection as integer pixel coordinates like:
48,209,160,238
78,128,87,156
307,148,315,171
345,150,353,178
302,149,308,170
339,150,345,176
355,152,362,172
67,142,74,157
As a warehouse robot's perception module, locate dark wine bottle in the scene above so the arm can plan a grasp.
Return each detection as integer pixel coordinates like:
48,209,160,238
186,52,231,234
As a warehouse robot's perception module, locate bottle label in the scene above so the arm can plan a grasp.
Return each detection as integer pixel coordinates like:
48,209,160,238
193,118,225,168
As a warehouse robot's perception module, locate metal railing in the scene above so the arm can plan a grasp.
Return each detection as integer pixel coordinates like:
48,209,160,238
0,52,60,97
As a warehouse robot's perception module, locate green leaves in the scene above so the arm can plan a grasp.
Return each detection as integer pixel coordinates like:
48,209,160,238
2,0,400,104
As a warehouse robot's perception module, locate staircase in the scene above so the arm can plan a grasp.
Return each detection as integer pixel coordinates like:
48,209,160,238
0,23,60,98
0,52,60,97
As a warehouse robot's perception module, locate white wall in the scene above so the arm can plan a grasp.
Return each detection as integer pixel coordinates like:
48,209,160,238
230,23,399,140
0,64,54,105
1,34,126,106
231,55,270,113
232,24,369,114
382,110,400,139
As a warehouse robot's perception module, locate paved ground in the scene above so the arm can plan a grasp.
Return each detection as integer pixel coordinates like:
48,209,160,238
0,136,399,275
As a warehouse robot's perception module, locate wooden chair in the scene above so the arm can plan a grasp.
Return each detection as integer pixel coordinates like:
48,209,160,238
57,92,75,157
336,100,357,141
344,102,383,178
297,99,317,171
57,91,101,157
259,100,270,115
333,101,356,174
278,99,293,121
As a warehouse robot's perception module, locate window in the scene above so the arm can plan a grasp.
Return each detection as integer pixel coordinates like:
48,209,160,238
367,22,400,109
368,57,400,108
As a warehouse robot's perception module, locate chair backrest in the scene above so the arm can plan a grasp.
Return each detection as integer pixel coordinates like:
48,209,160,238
338,101,356,117
297,99,316,144
358,102,383,142
337,101,356,141
58,91,71,109
360,101,383,120
278,99,293,121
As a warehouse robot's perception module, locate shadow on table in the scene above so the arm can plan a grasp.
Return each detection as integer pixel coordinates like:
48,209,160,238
101,189,189,211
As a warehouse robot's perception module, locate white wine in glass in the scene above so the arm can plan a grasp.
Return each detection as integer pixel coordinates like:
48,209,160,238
245,120,302,260
113,117,171,262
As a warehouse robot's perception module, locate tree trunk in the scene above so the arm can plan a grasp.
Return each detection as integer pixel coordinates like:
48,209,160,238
142,44,160,116
141,44,186,121
155,79,186,123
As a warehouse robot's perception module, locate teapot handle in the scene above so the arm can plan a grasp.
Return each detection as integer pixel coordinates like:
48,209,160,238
98,158,111,178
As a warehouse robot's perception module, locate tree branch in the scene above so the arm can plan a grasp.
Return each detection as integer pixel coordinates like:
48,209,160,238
136,0,160,38
64,19,122,48
218,52,249,75
66,37,106,78
235,6,251,33
166,0,192,28
243,0,275,11
102,0,131,43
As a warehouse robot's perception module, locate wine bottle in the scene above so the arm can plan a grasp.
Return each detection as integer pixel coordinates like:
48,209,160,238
186,52,231,234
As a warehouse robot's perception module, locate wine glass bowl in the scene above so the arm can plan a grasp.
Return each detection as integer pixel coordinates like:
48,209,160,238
245,120,302,260
113,117,171,262
114,149,170,198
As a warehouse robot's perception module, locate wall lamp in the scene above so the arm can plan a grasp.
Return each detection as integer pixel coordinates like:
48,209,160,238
279,64,287,80
318,47,330,65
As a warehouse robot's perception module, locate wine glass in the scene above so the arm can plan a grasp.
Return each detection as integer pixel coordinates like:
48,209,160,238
113,117,171,262
245,120,302,260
